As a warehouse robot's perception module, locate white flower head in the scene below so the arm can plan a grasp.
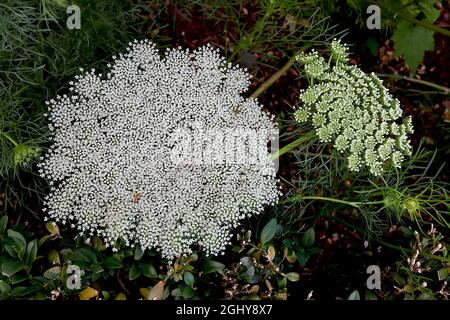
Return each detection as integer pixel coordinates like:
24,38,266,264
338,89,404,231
295,42,413,176
39,40,280,259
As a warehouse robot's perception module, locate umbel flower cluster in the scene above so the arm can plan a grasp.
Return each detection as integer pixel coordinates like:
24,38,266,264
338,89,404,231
38,40,280,259
295,40,413,176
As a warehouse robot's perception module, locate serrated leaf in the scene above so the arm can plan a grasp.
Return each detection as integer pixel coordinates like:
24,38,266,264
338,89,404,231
183,271,195,287
392,21,435,75
301,227,315,247
103,256,123,269
348,290,360,300
260,218,277,245
420,0,440,22
79,287,98,300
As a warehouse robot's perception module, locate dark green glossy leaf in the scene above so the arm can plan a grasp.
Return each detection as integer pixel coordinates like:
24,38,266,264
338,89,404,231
25,240,38,268
72,248,97,264
134,245,144,260
103,256,123,269
202,259,225,275
128,264,141,281
183,271,195,287
91,263,105,274
260,218,277,245
1,260,25,277
141,262,157,278
180,285,195,299
301,227,315,247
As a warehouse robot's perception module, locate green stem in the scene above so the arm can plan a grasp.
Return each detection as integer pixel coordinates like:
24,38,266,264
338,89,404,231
0,132,18,146
284,195,386,208
286,195,361,208
395,11,450,37
251,54,298,99
271,131,316,160
377,73,450,95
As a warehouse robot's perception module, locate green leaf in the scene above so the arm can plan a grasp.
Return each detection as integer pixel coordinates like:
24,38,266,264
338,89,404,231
260,218,277,245
92,237,106,251
37,234,54,247
11,273,28,285
183,271,195,287
43,266,61,280
0,215,7,235
0,280,11,296
134,245,144,260
392,21,435,75
103,256,123,269
365,37,378,57
1,260,25,277
301,227,315,247
3,238,20,259
47,249,61,265
285,272,300,282
45,221,60,235
11,282,43,297
72,248,97,264
141,262,157,278
128,264,141,281
420,0,440,22
115,293,127,300
180,284,195,299
437,268,449,281
25,240,38,268
202,259,225,275
90,263,105,274
365,290,378,300
348,290,361,300
6,229,26,259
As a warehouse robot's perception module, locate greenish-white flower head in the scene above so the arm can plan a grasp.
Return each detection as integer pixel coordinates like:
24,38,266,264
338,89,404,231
295,40,413,176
